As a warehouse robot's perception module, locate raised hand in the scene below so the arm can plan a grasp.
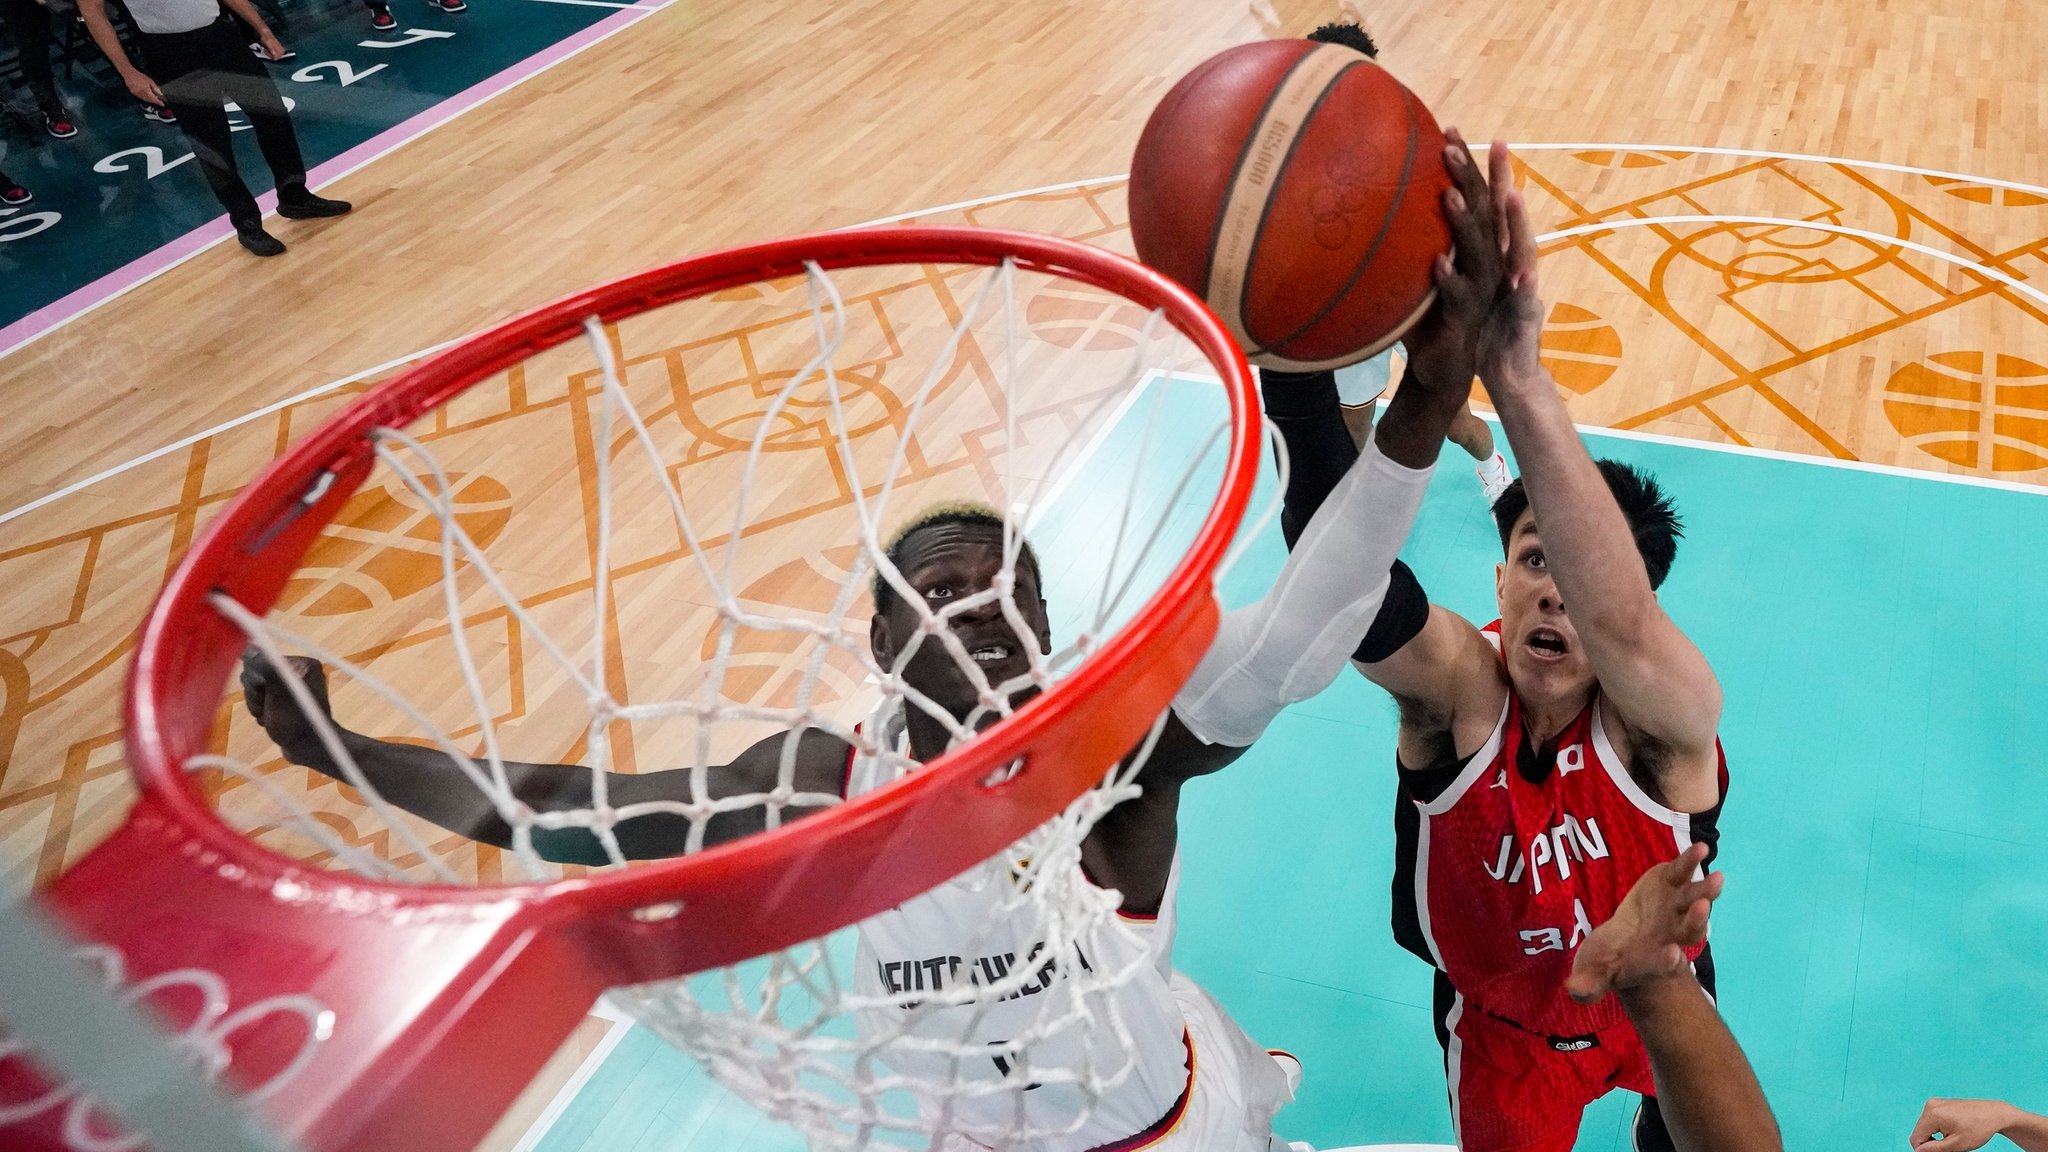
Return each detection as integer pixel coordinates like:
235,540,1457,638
1472,144,1548,393
1567,842,1722,1004
239,649,344,767
1398,128,1510,400
1910,1098,2048,1152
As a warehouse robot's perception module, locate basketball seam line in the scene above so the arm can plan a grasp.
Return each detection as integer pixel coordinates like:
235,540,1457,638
1239,55,1362,357
1263,77,1423,354
1200,46,1325,314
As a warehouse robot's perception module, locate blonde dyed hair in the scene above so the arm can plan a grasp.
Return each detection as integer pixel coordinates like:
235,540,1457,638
872,501,1043,613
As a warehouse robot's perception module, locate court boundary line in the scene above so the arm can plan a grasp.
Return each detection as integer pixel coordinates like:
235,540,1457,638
14,136,2045,365
1510,142,2048,198
0,175,1124,529
8,146,2048,528
0,0,680,365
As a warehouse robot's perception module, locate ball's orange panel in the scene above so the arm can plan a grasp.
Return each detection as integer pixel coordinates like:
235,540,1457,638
1129,40,1319,317
1250,75,1451,363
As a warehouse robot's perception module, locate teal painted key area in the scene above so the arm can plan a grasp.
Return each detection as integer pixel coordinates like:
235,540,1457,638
534,384,2048,1151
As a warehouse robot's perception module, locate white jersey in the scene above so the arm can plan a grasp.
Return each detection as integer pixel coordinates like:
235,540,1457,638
847,718,1192,1151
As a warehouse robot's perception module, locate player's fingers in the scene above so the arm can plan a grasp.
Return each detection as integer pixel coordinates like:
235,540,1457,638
1501,189,1540,293
1430,249,1457,293
1565,960,1610,1004
1678,871,1725,912
1488,140,1514,252
1441,127,1484,199
238,647,267,711
1910,1101,1944,1145
1675,898,1711,948
1441,129,1491,228
1438,183,1488,283
1663,843,1711,888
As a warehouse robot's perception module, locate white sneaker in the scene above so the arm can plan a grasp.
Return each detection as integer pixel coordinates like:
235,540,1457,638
1476,452,1513,504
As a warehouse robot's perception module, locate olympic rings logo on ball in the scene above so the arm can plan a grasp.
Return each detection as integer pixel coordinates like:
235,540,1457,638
1310,145,1383,250
0,946,333,1152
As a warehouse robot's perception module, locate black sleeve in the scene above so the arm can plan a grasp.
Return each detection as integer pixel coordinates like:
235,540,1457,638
1354,559,1429,663
1259,368,1360,550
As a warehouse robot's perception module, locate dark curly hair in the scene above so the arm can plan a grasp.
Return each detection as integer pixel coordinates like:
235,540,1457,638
1307,21,1379,58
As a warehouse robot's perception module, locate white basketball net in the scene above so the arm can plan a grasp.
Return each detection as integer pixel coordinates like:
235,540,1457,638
138,251,1269,1151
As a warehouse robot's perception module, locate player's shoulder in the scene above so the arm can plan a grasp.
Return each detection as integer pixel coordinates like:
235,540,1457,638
1388,608,1508,758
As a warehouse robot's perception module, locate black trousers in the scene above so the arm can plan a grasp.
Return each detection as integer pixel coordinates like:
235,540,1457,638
0,0,60,109
140,16,306,229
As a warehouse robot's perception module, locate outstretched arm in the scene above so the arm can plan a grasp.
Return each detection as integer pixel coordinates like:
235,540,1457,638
1475,175,1722,795
240,652,847,865
1258,144,1528,765
1568,844,1780,1152
1165,128,1506,757
1911,1100,2048,1152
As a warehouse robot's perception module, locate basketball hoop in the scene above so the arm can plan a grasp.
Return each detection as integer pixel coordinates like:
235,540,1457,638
0,228,1260,1152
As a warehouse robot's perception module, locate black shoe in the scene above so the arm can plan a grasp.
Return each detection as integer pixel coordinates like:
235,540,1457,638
42,108,79,139
237,225,287,256
368,3,397,28
142,103,177,124
277,191,352,219
428,0,466,13
0,181,31,207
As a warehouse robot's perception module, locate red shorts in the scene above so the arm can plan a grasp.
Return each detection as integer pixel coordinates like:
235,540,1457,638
1441,988,1654,1152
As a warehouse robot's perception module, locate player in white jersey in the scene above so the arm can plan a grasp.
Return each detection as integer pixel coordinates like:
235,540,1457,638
237,136,1514,1152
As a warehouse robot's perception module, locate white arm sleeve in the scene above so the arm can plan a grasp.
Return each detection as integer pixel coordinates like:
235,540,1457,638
1171,437,1434,747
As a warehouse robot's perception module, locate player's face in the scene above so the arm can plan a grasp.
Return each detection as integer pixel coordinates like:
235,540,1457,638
869,522,1052,725
1494,511,1596,705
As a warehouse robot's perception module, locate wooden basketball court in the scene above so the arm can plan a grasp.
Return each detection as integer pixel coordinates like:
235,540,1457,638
2,0,2044,1148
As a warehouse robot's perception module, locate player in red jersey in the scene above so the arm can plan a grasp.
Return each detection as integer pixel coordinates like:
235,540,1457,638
1259,140,1728,1152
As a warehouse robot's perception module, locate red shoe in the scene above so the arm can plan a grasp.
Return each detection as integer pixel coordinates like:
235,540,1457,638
368,3,397,28
142,103,177,124
427,0,466,12
0,180,31,207
42,109,79,139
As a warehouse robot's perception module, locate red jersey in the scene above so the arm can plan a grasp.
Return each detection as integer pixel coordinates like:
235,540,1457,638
1391,622,1726,1038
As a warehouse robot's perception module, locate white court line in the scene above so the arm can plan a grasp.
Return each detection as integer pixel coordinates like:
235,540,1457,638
0,338,462,528
1539,214,2048,311
7,146,2045,528
0,0,680,371
509,998,634,1152
1504,411,2048,499
1511,142,2048,199
839,174,1128,231
0,176,1127,529
519,0,655,9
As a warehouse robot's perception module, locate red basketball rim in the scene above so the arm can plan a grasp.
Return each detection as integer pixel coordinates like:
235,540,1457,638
120,225,1261,976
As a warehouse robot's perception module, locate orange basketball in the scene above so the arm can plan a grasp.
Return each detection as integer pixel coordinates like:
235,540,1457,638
1129,39,1454,372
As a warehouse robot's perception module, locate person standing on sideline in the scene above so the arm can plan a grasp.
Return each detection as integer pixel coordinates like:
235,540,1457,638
1,0,80,136
366,0,464,34
76,0,351,256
